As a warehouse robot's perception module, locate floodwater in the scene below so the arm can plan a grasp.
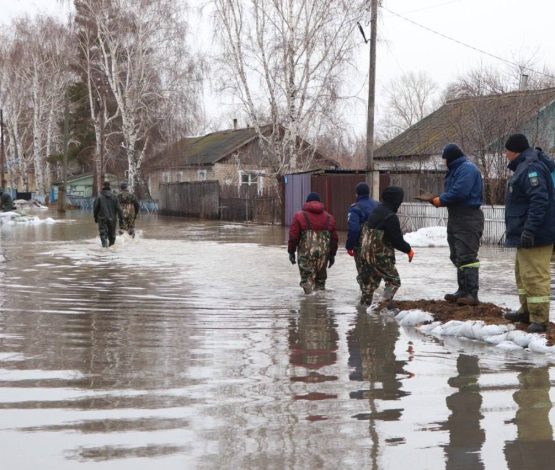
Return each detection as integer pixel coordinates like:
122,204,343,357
0,211,554,470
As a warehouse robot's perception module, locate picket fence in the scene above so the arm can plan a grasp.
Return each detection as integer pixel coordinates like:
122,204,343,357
398,203,506,245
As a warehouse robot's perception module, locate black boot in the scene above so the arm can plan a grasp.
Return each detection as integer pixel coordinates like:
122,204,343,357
504,311,530,323
445,269,465,303
527,322,547,333
101,238,108,248
457,268,479,306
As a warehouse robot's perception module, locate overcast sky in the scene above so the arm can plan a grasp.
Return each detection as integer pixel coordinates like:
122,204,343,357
2,0,555,135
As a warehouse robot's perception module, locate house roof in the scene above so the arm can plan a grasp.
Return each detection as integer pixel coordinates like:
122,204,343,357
150,125,338,169
375,87,555,158
152,126,270,169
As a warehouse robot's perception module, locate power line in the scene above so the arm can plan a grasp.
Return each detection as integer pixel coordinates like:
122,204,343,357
401,0,465,15
381,6,555,81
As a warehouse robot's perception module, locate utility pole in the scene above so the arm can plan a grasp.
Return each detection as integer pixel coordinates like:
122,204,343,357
58,91,69,213
366,0,379,199
0,108,5,189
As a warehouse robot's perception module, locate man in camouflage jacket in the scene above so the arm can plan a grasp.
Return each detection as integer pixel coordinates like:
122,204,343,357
117,182,140,237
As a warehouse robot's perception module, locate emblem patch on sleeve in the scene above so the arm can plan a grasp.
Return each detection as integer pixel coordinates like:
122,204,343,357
528,171,539,187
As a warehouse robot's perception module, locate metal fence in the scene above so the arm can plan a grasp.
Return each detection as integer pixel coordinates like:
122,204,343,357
398,202,506,245
67,195,159,213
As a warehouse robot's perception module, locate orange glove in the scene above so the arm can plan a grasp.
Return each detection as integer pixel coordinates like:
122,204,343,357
347,248,354,257
431,197,442,208
408,249,414,262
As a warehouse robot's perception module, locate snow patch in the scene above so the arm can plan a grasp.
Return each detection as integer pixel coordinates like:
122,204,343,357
0,211,58,225
404,226,448,247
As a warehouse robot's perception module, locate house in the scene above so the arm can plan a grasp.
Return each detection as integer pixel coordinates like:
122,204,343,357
145,124,338,202
374,87,555,203
50,173,119,202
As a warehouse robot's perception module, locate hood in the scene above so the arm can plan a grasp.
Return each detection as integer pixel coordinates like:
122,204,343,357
303,200,324,214
537,148,555,173
381,186,404,211
101,189,112,197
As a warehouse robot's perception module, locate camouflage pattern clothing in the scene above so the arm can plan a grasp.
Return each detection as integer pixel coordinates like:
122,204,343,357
117,190,140,237
356,186,411,306
288,200,338,294
356,224,400,305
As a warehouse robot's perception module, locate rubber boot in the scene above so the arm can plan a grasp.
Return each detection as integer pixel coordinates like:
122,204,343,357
457,268,479,306
101,237,108,248
445,269,465,303
359,292,373,307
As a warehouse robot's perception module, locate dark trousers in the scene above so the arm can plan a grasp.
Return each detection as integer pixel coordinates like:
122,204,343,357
447,206,484,268
98,218,117,246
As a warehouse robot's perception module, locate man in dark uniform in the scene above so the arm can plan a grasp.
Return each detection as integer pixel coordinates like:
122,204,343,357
0,188,14,212
502,134,555,333
117,182,140,237
345,182,379,305
93,181,123,248
418,143,484,306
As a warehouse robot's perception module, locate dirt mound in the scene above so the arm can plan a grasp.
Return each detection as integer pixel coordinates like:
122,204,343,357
391,299,555,346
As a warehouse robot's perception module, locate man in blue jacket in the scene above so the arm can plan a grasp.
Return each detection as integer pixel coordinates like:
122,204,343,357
502,134,555,333
421,144,484,305
346,182,378,305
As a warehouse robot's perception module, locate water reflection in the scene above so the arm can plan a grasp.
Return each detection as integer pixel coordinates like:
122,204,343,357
504,365,554,469
289,297,339,404
439,354,485,469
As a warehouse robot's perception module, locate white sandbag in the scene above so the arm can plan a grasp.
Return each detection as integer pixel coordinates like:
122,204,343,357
395,310,409,321
496,341,524,351
431,324,445,336
476,324,512,339
528,336,555,354
506,330,533,348
398,310,434,326
458,321,483,340
441,320,465,336
418,321,441,333
483,333,508,345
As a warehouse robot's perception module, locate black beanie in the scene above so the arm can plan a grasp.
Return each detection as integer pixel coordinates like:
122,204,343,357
442,143,464,163
102,181,111,190
382,186,404,209
355,182,370,196
306,192,320,202
505,134,529,153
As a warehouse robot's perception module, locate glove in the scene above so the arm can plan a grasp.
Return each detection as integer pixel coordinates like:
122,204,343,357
520,230,535,248
347,248,354,257
431,196,442,207
328,256,335,268
408,248,414,262
289,252,296,264
414,189,436,202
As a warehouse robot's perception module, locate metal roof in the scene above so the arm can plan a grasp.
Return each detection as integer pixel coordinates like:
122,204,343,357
375,88,555,158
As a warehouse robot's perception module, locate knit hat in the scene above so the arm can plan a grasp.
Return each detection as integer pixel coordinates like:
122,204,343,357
505,134,530,153
102,181,111,190
120,182,128,190
306,192,320,202
442,143,464,163
355,182,370,196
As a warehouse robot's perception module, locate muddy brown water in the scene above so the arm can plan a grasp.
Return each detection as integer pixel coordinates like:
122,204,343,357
0,211,554,469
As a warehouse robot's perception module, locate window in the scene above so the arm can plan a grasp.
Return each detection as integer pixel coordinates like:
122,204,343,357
198,170,207,181
176,171,183,183
240,172,258,186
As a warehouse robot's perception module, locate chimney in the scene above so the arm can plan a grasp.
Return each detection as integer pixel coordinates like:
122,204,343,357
519,73,529,91
233,118,238,130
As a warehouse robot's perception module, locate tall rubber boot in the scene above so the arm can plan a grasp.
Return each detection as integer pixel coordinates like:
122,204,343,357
101,237,108,248
445,269,465,303
457,268,479,306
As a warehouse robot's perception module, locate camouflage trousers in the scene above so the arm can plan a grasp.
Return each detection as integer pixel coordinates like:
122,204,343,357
297,254,328,294
119,215,136,237
354,249,400,305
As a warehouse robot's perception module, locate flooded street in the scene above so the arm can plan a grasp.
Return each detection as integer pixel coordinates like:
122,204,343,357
1,211,554,469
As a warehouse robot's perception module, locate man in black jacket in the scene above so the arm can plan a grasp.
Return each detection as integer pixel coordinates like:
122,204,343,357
357,186,414,306
93,181,123,248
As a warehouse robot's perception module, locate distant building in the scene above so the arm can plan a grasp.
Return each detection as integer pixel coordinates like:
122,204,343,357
374,87,555,203
144,125,338,202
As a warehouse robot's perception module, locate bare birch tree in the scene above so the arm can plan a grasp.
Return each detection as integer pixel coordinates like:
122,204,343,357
378,71,439,141
212,0,366,184
76,0,202,195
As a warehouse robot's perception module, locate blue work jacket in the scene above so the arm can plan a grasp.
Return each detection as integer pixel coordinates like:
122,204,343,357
439,156,483,208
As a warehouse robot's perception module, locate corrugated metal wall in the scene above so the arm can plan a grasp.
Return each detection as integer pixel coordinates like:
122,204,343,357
159,181,220,219
284,173,311,226
398,203,506,245
311,173,367,231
